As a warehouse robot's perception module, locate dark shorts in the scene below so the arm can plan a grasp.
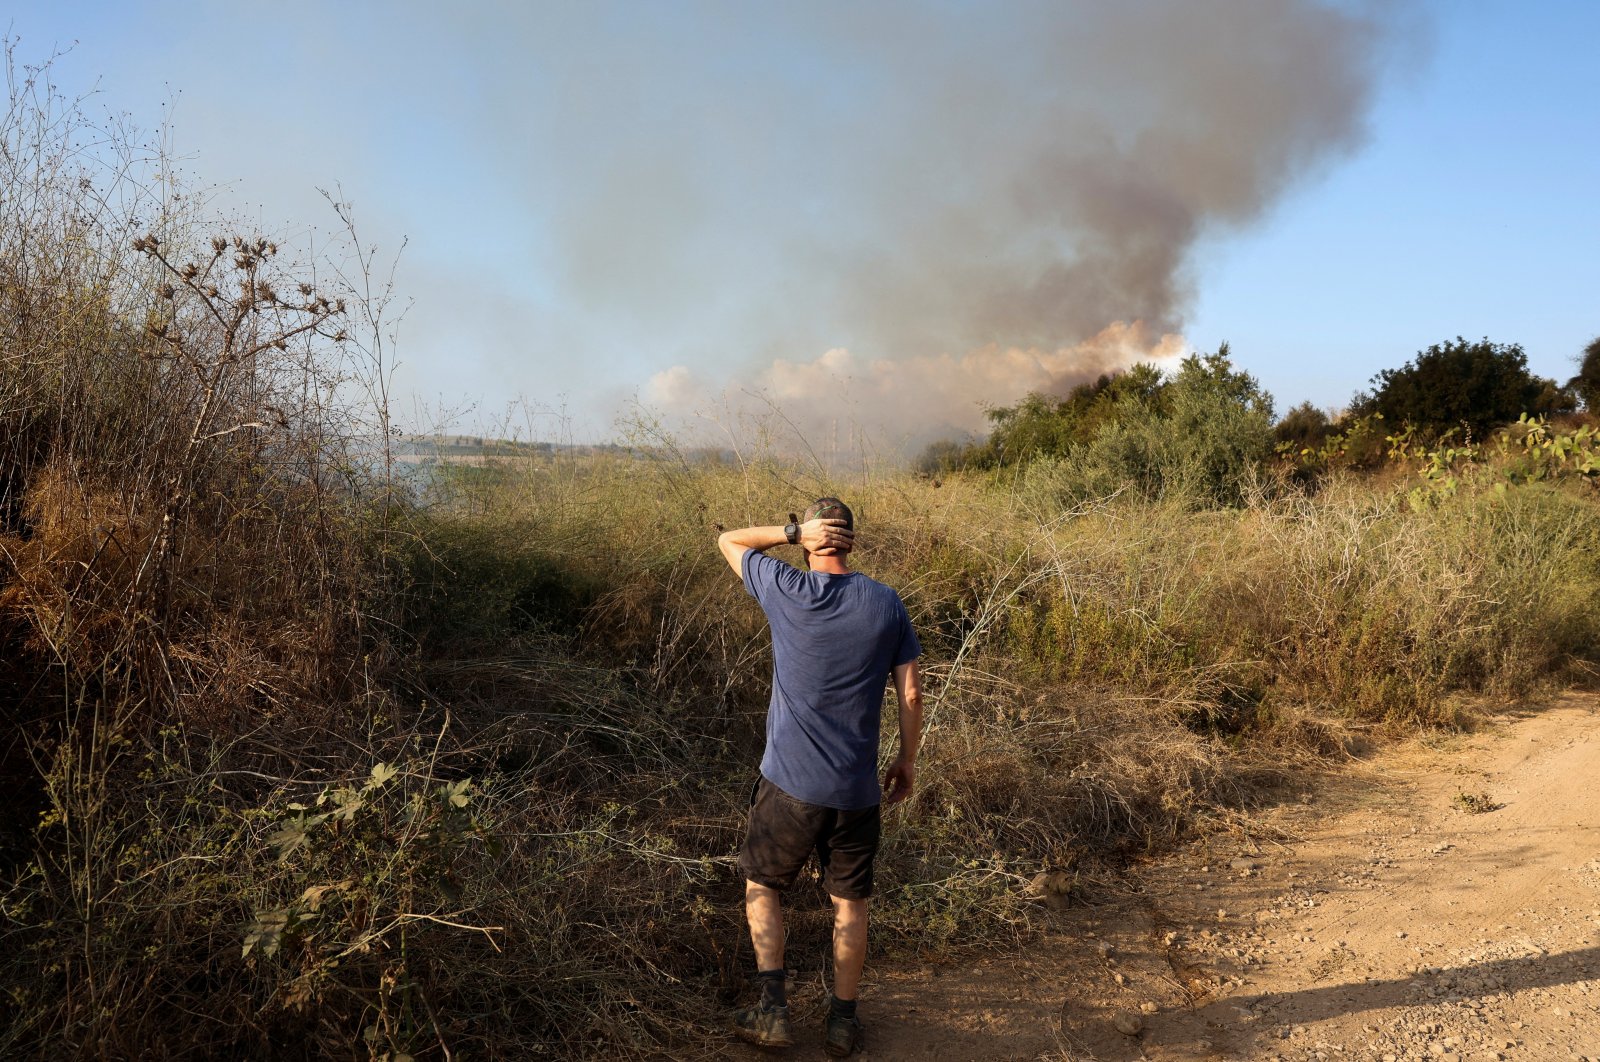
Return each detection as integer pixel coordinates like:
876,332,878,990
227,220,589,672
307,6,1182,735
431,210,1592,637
737,776,881,901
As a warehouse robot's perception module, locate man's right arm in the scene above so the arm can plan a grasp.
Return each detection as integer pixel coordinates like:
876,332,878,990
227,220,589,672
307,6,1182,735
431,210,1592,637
883,660,923,804
716,518,853,576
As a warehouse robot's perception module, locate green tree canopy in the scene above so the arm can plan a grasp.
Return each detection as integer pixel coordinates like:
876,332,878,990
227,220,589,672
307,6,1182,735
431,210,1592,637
1353,337,1572,439
1274,400,1333,452
974,362,1164,467
1570,335,1600,413
924,345,1276,506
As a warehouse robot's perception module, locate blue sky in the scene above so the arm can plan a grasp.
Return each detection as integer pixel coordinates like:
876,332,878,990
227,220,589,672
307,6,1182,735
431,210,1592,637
8,1,1598,447
1186,2,1600,413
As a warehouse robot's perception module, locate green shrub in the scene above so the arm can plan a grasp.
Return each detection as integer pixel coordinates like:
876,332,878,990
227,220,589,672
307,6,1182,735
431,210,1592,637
1014,347,1275,509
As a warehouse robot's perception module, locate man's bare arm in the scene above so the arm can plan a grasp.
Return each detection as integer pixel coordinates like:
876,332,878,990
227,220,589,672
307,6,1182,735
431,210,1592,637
883,660,923,804
716,519,853,576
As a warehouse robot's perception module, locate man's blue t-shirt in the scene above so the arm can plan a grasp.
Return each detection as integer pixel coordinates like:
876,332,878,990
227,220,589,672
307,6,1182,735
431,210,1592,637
743,550,921,810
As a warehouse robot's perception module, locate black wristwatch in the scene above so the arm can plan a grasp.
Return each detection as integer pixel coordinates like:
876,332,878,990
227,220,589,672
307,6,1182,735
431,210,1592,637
783,521,800,545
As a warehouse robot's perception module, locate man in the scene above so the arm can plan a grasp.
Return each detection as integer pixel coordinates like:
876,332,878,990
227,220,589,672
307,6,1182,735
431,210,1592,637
716,497,924,1056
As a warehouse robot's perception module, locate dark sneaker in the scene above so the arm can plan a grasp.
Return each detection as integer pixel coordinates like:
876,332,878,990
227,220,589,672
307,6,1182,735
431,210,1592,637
731,1001,794,1048
822,1012,863,1057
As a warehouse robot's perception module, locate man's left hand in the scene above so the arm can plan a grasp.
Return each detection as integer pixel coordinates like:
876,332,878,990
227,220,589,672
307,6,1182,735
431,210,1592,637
799,518,853,556
882,756,915,805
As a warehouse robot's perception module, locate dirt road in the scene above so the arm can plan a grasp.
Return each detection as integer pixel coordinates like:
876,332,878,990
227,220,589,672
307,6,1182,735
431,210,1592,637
758,692,1600,1060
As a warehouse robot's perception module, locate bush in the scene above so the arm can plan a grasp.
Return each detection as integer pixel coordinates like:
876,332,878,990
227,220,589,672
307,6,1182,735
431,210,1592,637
1275,400,1334,452
974,363,1165,468
1570,335,1600,413
1353,336,1572,439
1018,345,1275,508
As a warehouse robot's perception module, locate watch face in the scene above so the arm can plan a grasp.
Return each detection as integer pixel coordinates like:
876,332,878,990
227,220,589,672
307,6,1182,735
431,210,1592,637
785,522,799,543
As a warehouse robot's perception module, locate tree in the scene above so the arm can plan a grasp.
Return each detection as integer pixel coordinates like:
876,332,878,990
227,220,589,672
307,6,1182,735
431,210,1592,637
1156,345,1276,502
975,362,1164,467
1570,335,1600,413
1034,343,1276,507
1274,400,1333,451
1354,337,1570,439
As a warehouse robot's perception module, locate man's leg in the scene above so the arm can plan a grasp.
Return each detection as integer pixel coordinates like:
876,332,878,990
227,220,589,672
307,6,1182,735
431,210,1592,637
819,803,877,1057
735,879,795,1045
745,879,786,972
829,894,869,1000
734,777,820,1046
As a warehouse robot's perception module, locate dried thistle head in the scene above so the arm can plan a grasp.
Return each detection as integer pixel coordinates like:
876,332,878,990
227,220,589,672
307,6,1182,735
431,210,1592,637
159,284,175,300
181,263,199,280
211,236,228,253
297,282,312,297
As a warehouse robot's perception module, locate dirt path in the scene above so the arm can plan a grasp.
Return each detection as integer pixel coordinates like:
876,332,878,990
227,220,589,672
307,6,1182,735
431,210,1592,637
740,692,1600,1060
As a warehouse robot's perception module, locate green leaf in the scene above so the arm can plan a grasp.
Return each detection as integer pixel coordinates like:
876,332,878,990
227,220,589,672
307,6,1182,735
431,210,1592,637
441,778,472,808
331,787,364,823
242,908,290,958
268,822,310,858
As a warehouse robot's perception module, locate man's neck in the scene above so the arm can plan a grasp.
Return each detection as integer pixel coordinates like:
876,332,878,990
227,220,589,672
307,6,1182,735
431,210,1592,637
808,555,851,576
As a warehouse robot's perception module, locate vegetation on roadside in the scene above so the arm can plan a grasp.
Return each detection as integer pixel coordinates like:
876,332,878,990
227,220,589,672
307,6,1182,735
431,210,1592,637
2,43,1598,1060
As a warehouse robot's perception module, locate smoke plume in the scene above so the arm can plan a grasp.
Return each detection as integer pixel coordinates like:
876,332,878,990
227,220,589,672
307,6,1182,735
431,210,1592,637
586,0,1410,449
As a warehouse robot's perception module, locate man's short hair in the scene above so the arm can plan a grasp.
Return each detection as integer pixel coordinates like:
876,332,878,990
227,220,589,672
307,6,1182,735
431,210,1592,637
804,496,853,530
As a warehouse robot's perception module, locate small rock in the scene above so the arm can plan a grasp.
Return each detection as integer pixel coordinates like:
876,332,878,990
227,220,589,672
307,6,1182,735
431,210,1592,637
1112,1012,1143,1036
1139,1001,1159,1014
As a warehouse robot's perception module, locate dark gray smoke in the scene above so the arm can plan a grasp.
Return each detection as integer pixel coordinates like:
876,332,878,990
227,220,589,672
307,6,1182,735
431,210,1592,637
798,2,1396,353
563,0,1419,445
